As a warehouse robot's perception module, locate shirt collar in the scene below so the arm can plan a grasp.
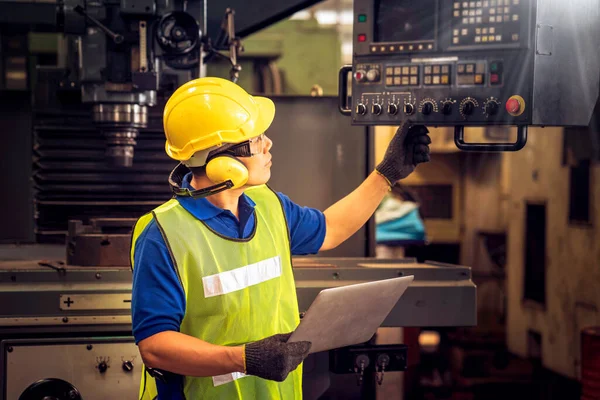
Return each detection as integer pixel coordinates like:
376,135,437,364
176,172,256,221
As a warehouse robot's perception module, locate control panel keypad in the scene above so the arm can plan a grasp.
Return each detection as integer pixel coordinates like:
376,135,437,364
423,64,451,86
385,65,420,86
457,62,486,85
361,60,504,88
452,0,522,46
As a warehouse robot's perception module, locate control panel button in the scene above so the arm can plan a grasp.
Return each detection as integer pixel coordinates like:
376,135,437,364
442,102,453,115
463,102,474,115
97,360,109,374
387,103,398,115
506,98,519,113
505,95,525,116
372,103,382,115
422,102,434,115
122,360,134,372
354,70,367,82
484,99,500,116
459,97,479,118
356,103,367,115
489,60,504,85
366,69,380,82
404,103,415,115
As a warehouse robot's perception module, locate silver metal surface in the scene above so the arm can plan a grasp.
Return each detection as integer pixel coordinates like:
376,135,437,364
67,219,136,266
81,84,157,106
0,248,477,329
3,338,140,400
531,0,600,126
92,103,148,127
0,315,131,326
294,259,477,327
92,104,147,167
104,129,138,167
59,294,131,311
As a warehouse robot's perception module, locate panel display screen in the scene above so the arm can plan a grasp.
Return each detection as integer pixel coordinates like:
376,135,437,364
374,0,436,43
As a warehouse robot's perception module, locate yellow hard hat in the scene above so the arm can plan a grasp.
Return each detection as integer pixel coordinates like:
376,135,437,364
163,77,275,162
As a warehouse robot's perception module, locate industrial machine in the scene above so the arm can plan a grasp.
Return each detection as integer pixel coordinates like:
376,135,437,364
0,252,476,400
4,0,211,167
25,0,600,397
0,0,319,167
0,91,478,399
338,0,600,151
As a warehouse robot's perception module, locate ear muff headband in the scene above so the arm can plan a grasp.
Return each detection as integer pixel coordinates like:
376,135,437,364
205,154,249,189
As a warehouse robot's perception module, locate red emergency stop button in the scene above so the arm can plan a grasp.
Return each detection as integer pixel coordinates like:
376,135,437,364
505,95,525,116
506,98,520,113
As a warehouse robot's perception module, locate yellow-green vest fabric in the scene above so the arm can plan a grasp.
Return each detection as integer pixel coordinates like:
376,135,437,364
131,185,302,400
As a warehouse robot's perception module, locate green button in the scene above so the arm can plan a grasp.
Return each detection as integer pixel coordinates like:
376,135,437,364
358,14,367,23
490,63,498,72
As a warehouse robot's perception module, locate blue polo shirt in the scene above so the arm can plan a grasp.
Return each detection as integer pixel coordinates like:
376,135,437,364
131,172,326,398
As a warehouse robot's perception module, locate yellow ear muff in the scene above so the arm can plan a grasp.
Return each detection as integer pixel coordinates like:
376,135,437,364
205,155,249,189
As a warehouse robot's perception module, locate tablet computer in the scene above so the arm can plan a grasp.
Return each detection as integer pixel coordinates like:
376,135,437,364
289,275,414,353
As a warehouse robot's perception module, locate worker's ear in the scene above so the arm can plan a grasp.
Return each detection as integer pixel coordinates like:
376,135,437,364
205,154,249,189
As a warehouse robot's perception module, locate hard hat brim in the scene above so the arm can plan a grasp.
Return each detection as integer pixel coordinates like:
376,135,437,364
251,95,276,140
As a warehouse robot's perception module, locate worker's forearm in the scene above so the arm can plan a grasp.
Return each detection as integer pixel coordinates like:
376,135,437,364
139,330,245,377
321,171,390,250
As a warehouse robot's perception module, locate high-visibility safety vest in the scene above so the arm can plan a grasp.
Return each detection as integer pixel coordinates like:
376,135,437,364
130,185,302,399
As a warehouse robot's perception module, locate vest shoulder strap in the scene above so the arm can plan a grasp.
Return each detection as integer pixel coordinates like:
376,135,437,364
130,212,155,271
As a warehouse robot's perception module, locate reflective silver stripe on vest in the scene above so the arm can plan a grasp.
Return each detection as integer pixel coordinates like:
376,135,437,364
202,255,282,298
212,372,247,387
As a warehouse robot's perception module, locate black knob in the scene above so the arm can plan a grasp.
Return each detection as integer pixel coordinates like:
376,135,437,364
372,103,382,115
442,102,453,115
356,103,367,115
485,101,499,116
404,103,414,115
98,361,108,373
422,102,433,115
387,103,398,115
462,100,475,115
122,360,134,372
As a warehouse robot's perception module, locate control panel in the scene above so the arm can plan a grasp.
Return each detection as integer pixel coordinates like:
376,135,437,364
340,0,600,151
3,338,141,400
347,0,532,127
351,56,528,126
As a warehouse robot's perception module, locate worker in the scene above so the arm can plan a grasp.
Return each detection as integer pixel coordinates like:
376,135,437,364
130,77,431,400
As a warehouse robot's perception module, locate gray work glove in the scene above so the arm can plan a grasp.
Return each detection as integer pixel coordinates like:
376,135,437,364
245,333,311,382
376,122,431,185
